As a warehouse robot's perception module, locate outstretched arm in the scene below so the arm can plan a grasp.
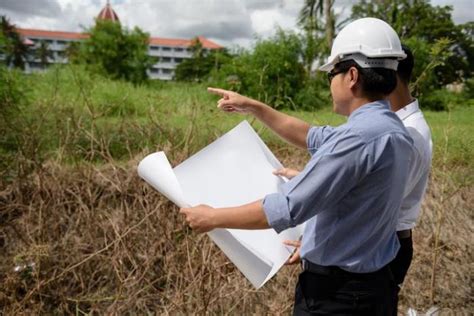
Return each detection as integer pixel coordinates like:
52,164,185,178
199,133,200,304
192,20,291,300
180,200,268,233
208,87,311,149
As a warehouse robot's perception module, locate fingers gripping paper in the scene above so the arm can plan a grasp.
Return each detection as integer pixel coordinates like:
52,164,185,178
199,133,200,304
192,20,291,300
137,121,303,288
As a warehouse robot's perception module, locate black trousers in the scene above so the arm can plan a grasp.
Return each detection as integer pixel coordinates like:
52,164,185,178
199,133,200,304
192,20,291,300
388,234,414,315
293,266,396,315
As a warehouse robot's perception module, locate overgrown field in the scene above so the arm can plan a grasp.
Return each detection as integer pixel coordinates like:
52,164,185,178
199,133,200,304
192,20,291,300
1,66,473,314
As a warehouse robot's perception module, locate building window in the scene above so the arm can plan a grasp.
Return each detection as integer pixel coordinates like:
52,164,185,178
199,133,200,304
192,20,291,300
162,69,172,74
175,47,184,52
174,58,183,63
162,57,171,62
57,40,67,45
150,46,159,50
162,47,171,51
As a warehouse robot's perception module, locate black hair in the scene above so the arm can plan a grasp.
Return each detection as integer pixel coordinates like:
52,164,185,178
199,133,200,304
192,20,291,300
397,45,414,84
334,60,397,99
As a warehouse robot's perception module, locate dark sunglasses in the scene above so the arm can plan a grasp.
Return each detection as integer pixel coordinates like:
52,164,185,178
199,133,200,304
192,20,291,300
327,68,348,83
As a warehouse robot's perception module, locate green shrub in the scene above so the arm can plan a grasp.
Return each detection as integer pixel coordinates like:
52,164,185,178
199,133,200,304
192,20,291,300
294,76,331,111
418,88,468,111
463,77,474,101
0,65,25,160
210,30,306,109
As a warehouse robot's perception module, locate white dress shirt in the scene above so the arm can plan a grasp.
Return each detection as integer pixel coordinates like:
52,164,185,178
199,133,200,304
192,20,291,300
396,99,433,231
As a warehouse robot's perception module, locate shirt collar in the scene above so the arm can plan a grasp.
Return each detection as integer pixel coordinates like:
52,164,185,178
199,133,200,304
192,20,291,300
396,99,420,121
348,100,390,122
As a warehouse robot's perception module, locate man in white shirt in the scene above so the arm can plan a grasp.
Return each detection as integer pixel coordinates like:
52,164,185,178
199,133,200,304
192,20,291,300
387,45,433,312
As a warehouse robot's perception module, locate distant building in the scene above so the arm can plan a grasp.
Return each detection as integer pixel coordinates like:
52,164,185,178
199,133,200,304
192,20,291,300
15,1,222,80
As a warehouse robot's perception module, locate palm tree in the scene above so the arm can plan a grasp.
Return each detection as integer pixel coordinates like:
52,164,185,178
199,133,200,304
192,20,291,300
0,16,15,38
299,0,334,48
35,40,53,68
190,37,204,59
65,41,81,63
0,16,30,69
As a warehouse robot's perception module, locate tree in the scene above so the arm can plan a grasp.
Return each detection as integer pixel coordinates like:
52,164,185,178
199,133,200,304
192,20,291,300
65,41,81,63
299,0,335,48
351,0,473,86
0,16,30,69
78,20,155,84
175,38,232,82
214,30,306,109
35,40,53,69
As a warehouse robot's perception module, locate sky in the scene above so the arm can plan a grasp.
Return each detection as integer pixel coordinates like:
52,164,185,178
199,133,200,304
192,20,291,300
0,0,472,49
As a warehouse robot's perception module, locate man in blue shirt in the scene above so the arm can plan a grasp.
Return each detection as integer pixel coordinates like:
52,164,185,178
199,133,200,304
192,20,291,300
180,18,414,315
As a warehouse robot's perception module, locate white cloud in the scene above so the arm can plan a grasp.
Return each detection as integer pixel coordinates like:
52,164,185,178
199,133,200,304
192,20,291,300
0,0,61,17
431,0,474,24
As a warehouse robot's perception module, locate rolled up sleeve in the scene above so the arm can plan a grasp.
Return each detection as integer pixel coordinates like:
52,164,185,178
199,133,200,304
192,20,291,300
307,126,334,155
263,132,368,233
262,193,293,233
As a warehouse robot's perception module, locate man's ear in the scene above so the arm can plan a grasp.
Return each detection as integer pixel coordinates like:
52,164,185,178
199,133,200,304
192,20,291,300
348,67,359,89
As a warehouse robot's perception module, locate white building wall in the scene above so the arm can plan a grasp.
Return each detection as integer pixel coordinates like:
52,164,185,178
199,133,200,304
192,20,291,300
17,35,201,80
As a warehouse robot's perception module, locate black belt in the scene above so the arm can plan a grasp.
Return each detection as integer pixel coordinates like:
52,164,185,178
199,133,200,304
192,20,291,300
397,229,412,239
301,260,390,278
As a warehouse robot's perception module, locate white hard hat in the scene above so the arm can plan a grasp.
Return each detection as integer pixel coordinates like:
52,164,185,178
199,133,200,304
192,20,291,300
319,17,406,72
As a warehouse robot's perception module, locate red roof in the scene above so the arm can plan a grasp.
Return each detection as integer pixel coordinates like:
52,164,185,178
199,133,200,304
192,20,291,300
17,28,222,49
17,28,89,40
149,36,222,49
97,2,120,22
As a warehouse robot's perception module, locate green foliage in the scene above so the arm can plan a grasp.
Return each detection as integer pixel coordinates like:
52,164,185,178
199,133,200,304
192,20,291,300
299,16,328,76
0,65,26,159
299,0,335,48
78,20,155,84
35,40,53,68
463,77,474,100
405,37,454,110
0,64,24,116
65,41,81,63
0,65,29,174
419,89,458,112
294,75,331,110
175,38,233,82
212,30,306,109
0,15,30,69
0,63,472,176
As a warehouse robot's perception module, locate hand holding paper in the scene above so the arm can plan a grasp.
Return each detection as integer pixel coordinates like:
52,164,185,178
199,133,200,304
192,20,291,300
180,204,217,233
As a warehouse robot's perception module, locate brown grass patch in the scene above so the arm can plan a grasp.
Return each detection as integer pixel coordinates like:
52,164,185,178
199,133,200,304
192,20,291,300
0,147,472,315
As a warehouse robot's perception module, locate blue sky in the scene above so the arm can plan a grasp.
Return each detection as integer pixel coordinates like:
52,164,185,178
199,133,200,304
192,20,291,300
0,0,472,49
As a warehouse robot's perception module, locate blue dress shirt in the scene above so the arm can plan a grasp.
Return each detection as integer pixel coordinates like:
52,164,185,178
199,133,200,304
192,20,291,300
263,100,414,273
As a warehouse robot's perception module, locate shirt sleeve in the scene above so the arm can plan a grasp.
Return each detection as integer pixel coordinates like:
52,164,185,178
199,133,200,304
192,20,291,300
307,126,335,155
264,132,369,233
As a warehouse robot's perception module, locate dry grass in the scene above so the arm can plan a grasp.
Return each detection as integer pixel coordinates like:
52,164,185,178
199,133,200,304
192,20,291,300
0,143,472,315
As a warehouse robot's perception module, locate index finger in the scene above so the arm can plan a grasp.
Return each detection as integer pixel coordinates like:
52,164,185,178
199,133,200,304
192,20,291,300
283,240,301,247
207,87,230,96
273,168,287,175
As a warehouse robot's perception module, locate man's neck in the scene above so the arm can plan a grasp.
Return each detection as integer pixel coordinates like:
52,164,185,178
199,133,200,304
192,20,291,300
347,97,384,115
389,84,414,112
